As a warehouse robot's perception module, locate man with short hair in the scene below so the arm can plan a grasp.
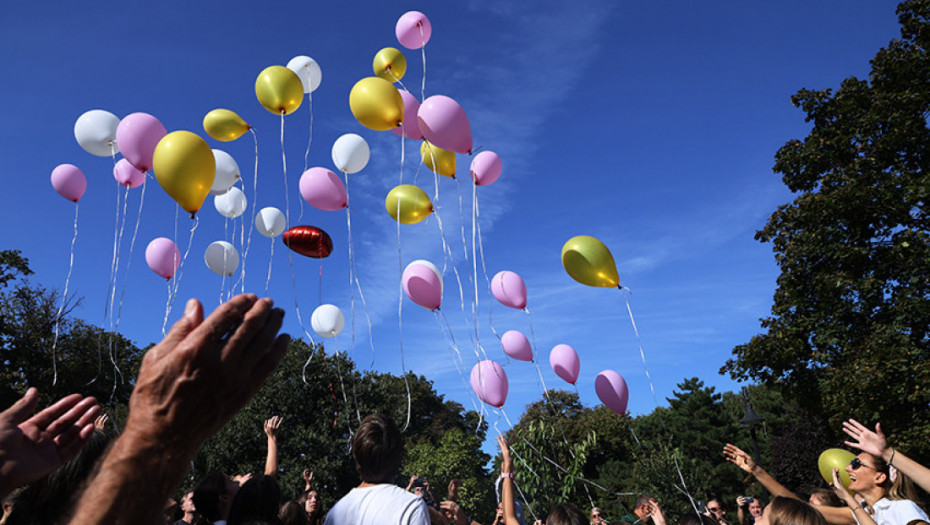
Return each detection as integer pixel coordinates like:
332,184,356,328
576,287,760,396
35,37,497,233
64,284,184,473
173,491,196,525
193,472,242,524
324,414,428,525
620,495,655,524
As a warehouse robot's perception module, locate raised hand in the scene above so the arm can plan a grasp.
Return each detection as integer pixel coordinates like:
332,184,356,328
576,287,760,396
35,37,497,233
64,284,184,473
842,419,888,458
264,415,283,438
723,443,756,473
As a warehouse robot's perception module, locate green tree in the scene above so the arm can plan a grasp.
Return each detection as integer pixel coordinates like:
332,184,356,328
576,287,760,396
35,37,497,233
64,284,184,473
722,0,930,463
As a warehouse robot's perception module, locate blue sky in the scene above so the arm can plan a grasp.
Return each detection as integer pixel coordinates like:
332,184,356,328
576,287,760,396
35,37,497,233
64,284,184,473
1,1,902,446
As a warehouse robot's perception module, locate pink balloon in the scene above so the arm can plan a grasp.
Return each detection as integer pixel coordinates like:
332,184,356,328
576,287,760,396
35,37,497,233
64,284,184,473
550,344,580,384
299,167,347,211
145,237,180,280
417,95,472,154
595,370,629,415
470,360,508,408
501,330,533,362
50,164,87,203
395,11,432,50
491,270,527,310
391,90,423,140
402,260,442,311
115,112,166,172
470,151,501,186
113,159,145,188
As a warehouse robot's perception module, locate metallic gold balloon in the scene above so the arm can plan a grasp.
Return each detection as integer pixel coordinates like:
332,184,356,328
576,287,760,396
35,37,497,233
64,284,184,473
349,77,403,131
818,449,856,490
255,66,304,115
203,109,250,142
420,141,455,178
561,235,620,288
373,47,407,82
385,184,433,224
153,131,216,216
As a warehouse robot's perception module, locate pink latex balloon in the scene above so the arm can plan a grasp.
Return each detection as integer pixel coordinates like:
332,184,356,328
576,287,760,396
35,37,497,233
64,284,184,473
402,260,442,311
595,370,629,415
113,159,145,188
417,95,472,154
501,330,533,362
550,344,580,384
470,360,508,408
299,167,347,211
115,112,166,172
470,150,502,186
395,11,432,50
50,164,87,203
491,270,527,310
145,237,180,280
391,90,423,140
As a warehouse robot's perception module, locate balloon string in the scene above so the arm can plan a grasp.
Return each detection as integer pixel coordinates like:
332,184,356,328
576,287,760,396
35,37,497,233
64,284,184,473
240,128,260,294
474,197,501,343
344,176,376,367
103,181,121,336
318,259,323,306
162,217,198,336
51,203,79,387
395,192,412,433
264,238,274,295
388,69,409,96
299,91,313,223
221,218,230,305
329,338,355,434
419,24,427,101
286,249,318,352
465,178,480,346
433,310,482,418
280,112,291,241
109,185,130,332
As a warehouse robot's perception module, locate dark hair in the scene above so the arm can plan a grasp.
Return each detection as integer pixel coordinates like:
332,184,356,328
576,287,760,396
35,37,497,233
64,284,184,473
808,488,842,507
634,495,653,509
678,514,718,525
547,503,587,525
769,497,826,525
279,501,310,525
297,489,323,525
7,429,111,525
194,471,230,522
353,414,403,483
228,474,282,525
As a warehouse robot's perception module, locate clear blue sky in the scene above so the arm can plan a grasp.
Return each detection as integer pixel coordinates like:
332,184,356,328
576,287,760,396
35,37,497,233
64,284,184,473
0,1,902,444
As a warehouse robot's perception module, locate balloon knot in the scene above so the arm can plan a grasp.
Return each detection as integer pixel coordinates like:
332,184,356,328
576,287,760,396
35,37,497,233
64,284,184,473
190,212,197,220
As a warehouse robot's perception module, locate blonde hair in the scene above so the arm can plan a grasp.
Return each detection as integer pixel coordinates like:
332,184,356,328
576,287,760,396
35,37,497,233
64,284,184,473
867,454,921,503
769,497,826,525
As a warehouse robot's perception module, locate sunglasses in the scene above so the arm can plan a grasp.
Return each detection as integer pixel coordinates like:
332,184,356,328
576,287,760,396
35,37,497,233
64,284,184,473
849,458,878,471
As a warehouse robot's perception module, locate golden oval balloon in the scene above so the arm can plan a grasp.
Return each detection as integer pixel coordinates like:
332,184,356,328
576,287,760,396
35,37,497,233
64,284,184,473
203,109,250,142
153,131,216,216
385,184,433,225
255,66,304,115
817,449,856,490
373,47,407,82
561,235,620,288
420,141,455,178
349,77,404,131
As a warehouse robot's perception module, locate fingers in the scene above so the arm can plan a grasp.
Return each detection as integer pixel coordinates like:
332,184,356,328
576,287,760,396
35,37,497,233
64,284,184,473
241,306,286,365
191,294,258,348
221,298,275,361
26,393,84,430
159,299,205,351
43,396,98,437
2,387,39,424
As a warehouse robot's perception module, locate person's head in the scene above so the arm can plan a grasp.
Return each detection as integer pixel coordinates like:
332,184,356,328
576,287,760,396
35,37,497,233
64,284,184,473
279,501,310,525
842,452,920,501
759,497,825,525
590,507,603,523
546,503,587,525
227,474,281,525
706,499,726,521
180,491,196,515
679,514,717,525
352,413,403,483
634,495,653,519
301,490,321,517
194,471,240,522
807,489,841,508
748,498,763,517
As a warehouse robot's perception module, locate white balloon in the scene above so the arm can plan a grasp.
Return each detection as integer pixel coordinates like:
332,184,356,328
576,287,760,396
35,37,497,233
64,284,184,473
286,55,322,94
210,150,240,195
331,133,370,174
204,241,239,276
74,110,120,157
311,304,345,338
255,207,286,237
214,187,247,218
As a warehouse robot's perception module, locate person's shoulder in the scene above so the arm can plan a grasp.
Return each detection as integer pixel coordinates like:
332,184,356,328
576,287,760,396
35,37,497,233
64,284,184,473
889,499,929,518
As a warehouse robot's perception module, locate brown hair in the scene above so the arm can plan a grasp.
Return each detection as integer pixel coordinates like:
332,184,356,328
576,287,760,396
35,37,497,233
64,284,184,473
353,414,403,483
769,497,825,525
808,488,842,507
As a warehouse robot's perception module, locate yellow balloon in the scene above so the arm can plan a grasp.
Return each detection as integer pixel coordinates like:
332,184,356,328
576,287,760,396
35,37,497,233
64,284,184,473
203,109,250,142
349,77,403,131
385,184,433,224
255,66,304,115
561,235,620,288
818,449,856,490
373,47,407,82
420,141,456,178
152,131,216,216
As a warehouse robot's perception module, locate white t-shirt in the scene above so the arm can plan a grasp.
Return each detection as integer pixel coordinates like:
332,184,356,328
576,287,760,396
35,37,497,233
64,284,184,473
324,484,429,525
853,498,929,525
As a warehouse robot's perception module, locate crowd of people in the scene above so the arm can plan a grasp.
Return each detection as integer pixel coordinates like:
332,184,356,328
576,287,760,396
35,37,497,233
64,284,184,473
0,295,928,525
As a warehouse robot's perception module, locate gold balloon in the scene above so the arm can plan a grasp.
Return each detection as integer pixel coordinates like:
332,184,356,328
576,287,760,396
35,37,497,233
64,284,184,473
561,235,620,288
255,66,304,115
349,77,403,131
385,184,433,224
420,141,455,178
373,47,407,82
203,109,250,142
818,449,856,490
153,131,216,216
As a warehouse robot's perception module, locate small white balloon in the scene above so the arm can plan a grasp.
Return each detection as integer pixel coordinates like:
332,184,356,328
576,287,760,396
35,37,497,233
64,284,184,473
75,109,120,157
210,149,240,195
255,207,286,237
286,55,322,93
204,241,239,276
214,187,247,218
331,133,370,174
311,304,345,338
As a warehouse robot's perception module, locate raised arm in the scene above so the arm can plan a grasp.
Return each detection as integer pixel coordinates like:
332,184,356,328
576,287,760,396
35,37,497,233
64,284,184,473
66,295,289,525
843,419,930,495
723,444,798,500
263,415,282,478
498,435,520,525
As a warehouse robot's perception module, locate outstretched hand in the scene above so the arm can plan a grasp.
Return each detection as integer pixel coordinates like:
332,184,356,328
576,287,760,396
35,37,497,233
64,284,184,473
264,415,283,439
723,443,756,473
0,388,100,496
497,435,513,474
843,419,888,459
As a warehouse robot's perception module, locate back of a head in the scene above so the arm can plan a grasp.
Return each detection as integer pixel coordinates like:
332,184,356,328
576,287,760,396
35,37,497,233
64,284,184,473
228,474,282,525
769,497,826,525
678,513,718,525
808,488,842,507
352,413,403,483
547,502,587,525
194,471,229,522
279,501,311,525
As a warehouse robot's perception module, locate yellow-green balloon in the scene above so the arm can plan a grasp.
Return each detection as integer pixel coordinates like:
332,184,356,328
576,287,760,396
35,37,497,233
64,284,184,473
561,235,620,288
153,131,216,216
255,66,304,115
385,184,433,224
373,47,407,82
421,141,455,178
818,449,856,490
349,77,403,131
203,109,250,142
